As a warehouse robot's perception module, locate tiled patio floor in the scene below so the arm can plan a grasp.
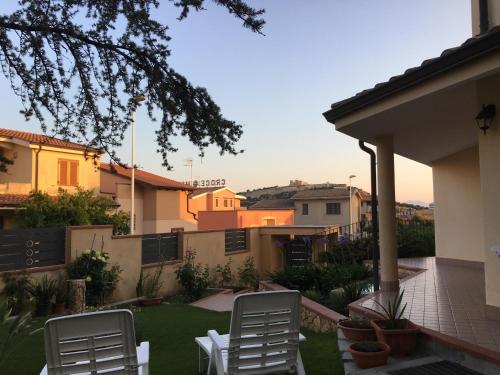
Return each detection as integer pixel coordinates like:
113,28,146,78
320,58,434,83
361,257,500,354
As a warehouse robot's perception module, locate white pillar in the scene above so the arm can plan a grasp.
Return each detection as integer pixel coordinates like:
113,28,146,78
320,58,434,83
376,135,399,291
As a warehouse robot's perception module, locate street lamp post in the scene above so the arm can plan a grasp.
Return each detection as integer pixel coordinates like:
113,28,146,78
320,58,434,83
349,174,357,235
130,94,146,235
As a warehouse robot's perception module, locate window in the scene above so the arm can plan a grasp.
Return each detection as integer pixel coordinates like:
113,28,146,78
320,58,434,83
215,199,219,207
230,200,233,207
326,202,341,215
224,199,228,207
58,159,78,186
171,227,184,233
302,203,309,215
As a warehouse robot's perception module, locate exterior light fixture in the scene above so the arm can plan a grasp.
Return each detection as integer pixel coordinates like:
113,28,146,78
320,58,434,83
475,104,496,134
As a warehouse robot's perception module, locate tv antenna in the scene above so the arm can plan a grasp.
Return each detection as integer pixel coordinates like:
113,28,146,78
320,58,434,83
184,158,193,185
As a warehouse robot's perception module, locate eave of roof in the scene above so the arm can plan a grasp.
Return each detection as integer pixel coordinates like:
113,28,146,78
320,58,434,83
323,26,500,123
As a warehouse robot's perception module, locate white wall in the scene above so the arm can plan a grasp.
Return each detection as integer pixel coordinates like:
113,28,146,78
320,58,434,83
432,146,483,263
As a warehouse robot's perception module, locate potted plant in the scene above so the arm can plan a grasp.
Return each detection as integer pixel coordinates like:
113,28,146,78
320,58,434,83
338,318,376,342
348,341,390,369
52,277,66,315
28,275,57,317
137,264,164,306
370,290,418,356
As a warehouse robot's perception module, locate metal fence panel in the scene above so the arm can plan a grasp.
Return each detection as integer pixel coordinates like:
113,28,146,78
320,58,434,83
225,229,247,253
0,227,66,272
285,238,312,268
141,232,179,264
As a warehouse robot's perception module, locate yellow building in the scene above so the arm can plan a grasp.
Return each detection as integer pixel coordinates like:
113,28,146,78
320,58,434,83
0,128,102,229
188,187,246,217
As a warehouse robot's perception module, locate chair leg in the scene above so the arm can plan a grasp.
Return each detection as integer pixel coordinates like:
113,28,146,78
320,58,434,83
296,350,306,375
141,362,149,375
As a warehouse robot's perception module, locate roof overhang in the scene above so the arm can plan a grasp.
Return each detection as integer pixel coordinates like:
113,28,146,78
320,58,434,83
323,28,500,165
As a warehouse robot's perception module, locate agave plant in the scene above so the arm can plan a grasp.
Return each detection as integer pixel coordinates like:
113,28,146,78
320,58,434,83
373,289,407,329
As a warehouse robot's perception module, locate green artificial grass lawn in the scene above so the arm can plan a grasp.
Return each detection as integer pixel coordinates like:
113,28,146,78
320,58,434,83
3,304,344,375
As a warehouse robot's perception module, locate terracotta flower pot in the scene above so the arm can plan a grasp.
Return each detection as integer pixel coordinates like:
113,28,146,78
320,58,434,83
338,320,376,342
52,302,65,315
348,341,390,369
371,319,418,356
139,297,163,306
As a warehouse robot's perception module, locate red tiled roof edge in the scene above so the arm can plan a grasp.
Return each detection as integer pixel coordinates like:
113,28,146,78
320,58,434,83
0,128,102,153
100,162,193,191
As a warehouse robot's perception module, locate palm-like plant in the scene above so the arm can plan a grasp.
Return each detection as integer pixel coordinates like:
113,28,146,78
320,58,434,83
373,289,407,329
0,297,31,366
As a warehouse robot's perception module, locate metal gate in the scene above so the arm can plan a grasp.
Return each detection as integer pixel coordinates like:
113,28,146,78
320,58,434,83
0,227,66,272
285,237,312,268
141,232,179,265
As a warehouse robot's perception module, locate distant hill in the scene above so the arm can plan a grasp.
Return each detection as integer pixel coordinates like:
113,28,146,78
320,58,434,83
403,200,429,208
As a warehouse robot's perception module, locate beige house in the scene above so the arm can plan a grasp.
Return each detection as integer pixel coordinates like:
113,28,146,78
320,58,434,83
0,128,102,229
324,0,500,314
291,188,362,227
100,163,196,234
188,187,246,217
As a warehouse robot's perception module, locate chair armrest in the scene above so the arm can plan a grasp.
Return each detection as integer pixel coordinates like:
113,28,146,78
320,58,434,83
39,365,48,375
207,330,228,350
137,341,150,366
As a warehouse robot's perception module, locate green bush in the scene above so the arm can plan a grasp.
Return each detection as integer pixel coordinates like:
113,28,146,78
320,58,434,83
397,220,435,258
325,281,370,316
269,262,372,299
67,248,122,306
15,188,130,235
27,275,57,316
1,273,32,315
174,251,209,301
238,256,259,289
214,258,233,287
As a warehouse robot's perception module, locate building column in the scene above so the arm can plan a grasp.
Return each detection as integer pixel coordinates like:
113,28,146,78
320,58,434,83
477,76,500,316
376,135,399,291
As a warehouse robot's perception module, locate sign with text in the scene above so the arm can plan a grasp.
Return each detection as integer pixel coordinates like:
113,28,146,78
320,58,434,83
185,179,226,188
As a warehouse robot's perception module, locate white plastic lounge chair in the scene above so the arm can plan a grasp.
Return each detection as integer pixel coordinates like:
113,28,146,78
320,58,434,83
197,290,306,375
40,309,149,375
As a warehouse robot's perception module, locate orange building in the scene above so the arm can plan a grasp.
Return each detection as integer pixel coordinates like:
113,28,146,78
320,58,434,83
197,196,295,230
188,187,246,215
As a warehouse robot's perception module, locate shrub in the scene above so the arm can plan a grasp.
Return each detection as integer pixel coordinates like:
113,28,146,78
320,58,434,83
1,273,32,315
0,297,31,366
215,258,233,287
67,248,122,306
326,281,369,316
397,220,435,258
28,275,57,316
238,256,259,289
136,264,164,299
269,262,372,299
15,188,130,235
174,251,209,301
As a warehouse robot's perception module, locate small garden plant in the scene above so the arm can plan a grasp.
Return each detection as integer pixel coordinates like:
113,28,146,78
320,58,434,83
1,273,32,315
373,289,407,329
67,248,122,306
238,256,259,289
0,297,31,366
174,250,209,302
27,275,57,316
214,258,233,287
137,263,164,299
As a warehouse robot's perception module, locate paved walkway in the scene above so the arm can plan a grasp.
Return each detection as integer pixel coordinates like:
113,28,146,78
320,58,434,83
190,290,239,312
362,257,500,354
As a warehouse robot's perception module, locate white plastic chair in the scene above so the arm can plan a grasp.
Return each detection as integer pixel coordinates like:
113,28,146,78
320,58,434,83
203,290,306,375
39,309,149,375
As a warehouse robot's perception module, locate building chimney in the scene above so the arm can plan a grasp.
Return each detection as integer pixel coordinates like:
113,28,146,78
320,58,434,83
479,0,490,34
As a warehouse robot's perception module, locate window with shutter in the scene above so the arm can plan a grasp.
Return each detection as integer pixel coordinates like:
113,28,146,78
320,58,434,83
58,159,79,186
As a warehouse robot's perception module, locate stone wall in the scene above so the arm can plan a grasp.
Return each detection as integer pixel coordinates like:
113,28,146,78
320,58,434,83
260,281,347,333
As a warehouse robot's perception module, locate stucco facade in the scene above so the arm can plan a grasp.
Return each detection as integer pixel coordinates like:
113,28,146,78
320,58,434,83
197,209,294,230
100,164,196,234
292,192,361,227
188,187,245,216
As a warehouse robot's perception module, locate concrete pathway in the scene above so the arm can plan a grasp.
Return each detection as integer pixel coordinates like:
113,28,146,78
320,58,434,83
190,290,242,312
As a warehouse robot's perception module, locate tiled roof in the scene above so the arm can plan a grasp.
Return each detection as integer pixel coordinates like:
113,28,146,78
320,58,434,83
0,194,30,206
324,26,500,122
0,128,101,153
190,187,238,198
249,199,295,210
357,189,371,202
100,163,193,191
292,188,350,200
